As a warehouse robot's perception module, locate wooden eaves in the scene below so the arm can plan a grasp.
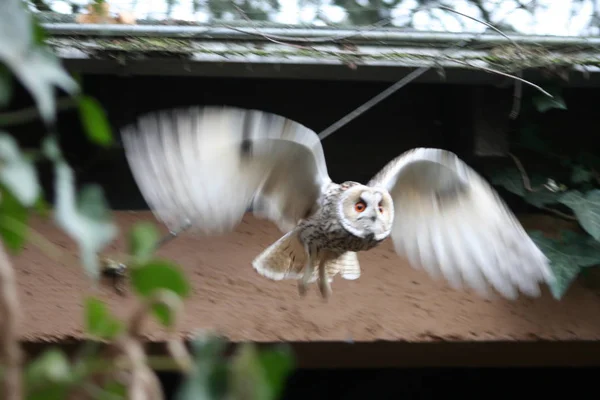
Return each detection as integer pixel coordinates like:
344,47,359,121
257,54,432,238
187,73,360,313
13,15,600,369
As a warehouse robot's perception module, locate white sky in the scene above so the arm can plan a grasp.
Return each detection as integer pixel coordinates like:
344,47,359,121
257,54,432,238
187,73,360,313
48,0,599,37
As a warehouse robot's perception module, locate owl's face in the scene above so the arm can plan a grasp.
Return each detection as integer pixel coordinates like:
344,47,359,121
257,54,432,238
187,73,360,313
336,182,394,241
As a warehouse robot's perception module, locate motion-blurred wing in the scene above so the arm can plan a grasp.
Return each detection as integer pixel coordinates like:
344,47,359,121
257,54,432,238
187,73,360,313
368,148,554,300
121,106,331,235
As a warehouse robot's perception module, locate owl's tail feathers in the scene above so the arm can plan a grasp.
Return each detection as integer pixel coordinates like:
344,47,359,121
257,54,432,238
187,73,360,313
252,230,308,281
252,230,363,284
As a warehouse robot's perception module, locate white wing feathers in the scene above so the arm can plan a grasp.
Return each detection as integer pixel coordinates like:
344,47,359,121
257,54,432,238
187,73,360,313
121,106,331,235
368,148,554,300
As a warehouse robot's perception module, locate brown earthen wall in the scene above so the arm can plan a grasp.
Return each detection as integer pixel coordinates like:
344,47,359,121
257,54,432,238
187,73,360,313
13,212,600,348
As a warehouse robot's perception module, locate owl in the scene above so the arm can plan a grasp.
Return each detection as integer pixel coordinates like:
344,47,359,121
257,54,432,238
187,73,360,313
120,105,554,301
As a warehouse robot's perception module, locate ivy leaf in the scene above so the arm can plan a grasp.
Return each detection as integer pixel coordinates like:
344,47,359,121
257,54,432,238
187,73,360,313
130,259,190,326
128,221,159,263
529,230,600,299
532,92,567,113
558,190,600,240
0,184,29,252
176,333,229,400
229,344,294,400
488,166,525,197
487,166,561,207
0,133,41,207
77,95,114,147
524,189,561,208
0,0,79,123
84,296,124,340
53,161,118,280
571,165,593,184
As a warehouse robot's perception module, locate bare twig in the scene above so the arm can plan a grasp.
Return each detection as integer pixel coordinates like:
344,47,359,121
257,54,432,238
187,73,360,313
508,152,543,192
508,153,577,221
0,241,22,400
438,5,523,50
541,206,578,221
445,57,553,98
0,97,77,127
106,289,192,399
510,76,523,119
318,67,430,141
316,5,552,142
226,12,391,44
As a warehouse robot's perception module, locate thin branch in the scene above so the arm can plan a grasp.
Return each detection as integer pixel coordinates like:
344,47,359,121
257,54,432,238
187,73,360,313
510,75,523,119
318,66,430,141
0,97,77,127
508,153,577,221
226,11,391,43
0,241,22,400
508,152,542,192
438,5,523,50
541,206,578,221
316,4,552,142
446,57,553,98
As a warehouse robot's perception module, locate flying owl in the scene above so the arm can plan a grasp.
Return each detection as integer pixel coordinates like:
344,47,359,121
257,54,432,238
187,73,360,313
120,105,554,300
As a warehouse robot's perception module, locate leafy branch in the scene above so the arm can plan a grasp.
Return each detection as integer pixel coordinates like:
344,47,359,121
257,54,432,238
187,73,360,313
0,1,295,399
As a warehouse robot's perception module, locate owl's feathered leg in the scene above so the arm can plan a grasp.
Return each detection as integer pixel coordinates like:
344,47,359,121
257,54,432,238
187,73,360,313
298,246,315,297
318,258,332,299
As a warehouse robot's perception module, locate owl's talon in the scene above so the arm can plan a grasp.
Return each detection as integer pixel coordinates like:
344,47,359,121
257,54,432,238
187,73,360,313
318,278,331,300
297,280,308,297
317,262,331,300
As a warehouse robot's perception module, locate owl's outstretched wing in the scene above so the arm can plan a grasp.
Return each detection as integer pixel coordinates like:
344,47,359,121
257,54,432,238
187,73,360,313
121,106,331,235
368,148,554,300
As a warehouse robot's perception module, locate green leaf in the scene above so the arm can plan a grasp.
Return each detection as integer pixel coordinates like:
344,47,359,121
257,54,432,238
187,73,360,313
230,344,294,400
488,166,525,197
0,0,79,123
24,347,73,400
128,221,159,263
571,165,593,184
256,346,294,398
25,348,72,391
558,190,600,240
41,135,62,162
33,194,50,218
30,11,48,45
95,380,127,400
0,184,29,252
53,161,118,280
532,92,567,113
130,259,190,326
529,230,600,299
84,296,124,339
77,96,114,147
176,333,229,400
0,132,41,207
77,184,112,221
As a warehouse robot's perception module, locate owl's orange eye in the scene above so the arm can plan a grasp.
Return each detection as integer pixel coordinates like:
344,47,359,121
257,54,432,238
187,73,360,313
378,204,384,213
354,201,366,213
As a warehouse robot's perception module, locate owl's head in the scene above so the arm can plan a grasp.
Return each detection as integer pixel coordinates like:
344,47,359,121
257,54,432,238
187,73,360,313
336,182,394,241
